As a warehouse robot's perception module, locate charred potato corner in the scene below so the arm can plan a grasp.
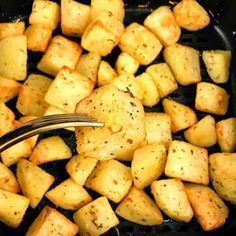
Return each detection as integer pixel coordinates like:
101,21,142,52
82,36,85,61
0,0,236,235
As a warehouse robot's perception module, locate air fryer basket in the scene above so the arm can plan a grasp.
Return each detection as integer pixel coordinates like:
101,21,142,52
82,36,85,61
0,0,236,235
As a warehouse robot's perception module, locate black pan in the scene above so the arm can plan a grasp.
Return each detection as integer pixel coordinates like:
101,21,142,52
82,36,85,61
0,0,236,235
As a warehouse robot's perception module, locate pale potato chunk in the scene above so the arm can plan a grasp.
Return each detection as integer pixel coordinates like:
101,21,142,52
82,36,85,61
131,144,167,189
146,63,178,97
119,23,162,65
163,43,201,85
73,197,119,235
0,189,29,228
136,72,160,107
151,179,193,222
0,21,25,40
0,102,15,136
66,154,98,186
144,6,181,46
61,0,91,37
216,118,236,152
195,82,229,115
86,159,132,203
116,186,163,225
37,35,82,76
0,76,21,103
202,50,231,83
44,66,94,113
163,98,198,133
184,115,217,147
185,184,228,231
173,0,210,31
17,159,54,208
210,153,236,205
0,35,27,81
29,136,72,165
165,140,209,185
26,206,79,236
16,74,52,117
145,112,172,147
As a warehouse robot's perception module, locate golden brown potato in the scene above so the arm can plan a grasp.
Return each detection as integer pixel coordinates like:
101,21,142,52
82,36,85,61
185,184,228,231
116,186,163,225
163,43,201,85
75,85,146,161
195,82,229,115
0,21,25,40
173,0,210,31
73,197,119,235
165,140,209,185
151,179,193,222
209,153,236,205
26,206,79,236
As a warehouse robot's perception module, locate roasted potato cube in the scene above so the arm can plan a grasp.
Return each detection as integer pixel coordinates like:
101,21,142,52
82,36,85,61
136,72,160,107
145,112,172,147
29,136,72,165
202,50,231,84
115,52,139,75
37,35,82,76
184,115,217,147
81,10,124,56
0,162,20,193
131,144,167,189
75,52,101,83
61,0,91,37
16,74,52,117
163,98,198,133
195,82,229,115
0,35,27,81
97,60,117,87
216,118,236,152
44,66,94,113
0,21,25,40
73,197,119,235
86,159,132,203
0,76,21,103
17,159,54,208
151,179,193,222
144,6,181,46
210,153,236,205
119,23,162,65
116,186,163,225
66,155,98,186
0,102,15,136
185,184,228,231
26,206,79,236
163,43,201,85
165,140,209,185
90,0,124,21
146,63,178,97
0,189,29,228
29,0,60,30
24,24,52,52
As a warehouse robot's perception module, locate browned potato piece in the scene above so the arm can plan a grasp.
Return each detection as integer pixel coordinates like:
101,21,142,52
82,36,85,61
173,0,210,31
185,184,229,231
75,85,145,161
216,118,236,152
86,159,132,203
116,186,163,225
165,140,209,185
0,21,25,40
26,206,79,236
163,98,198,133
209,153,236,205
73,197,119,236
195,82,229,115
144,6,181,46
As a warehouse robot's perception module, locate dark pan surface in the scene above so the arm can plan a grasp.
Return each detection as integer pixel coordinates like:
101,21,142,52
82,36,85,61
0,0,236,235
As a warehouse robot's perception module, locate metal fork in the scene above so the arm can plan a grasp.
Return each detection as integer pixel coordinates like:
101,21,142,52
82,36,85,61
0,114,103,153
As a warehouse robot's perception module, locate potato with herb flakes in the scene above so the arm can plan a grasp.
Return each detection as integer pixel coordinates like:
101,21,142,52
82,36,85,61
0,21,25,40
75,85,145,161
